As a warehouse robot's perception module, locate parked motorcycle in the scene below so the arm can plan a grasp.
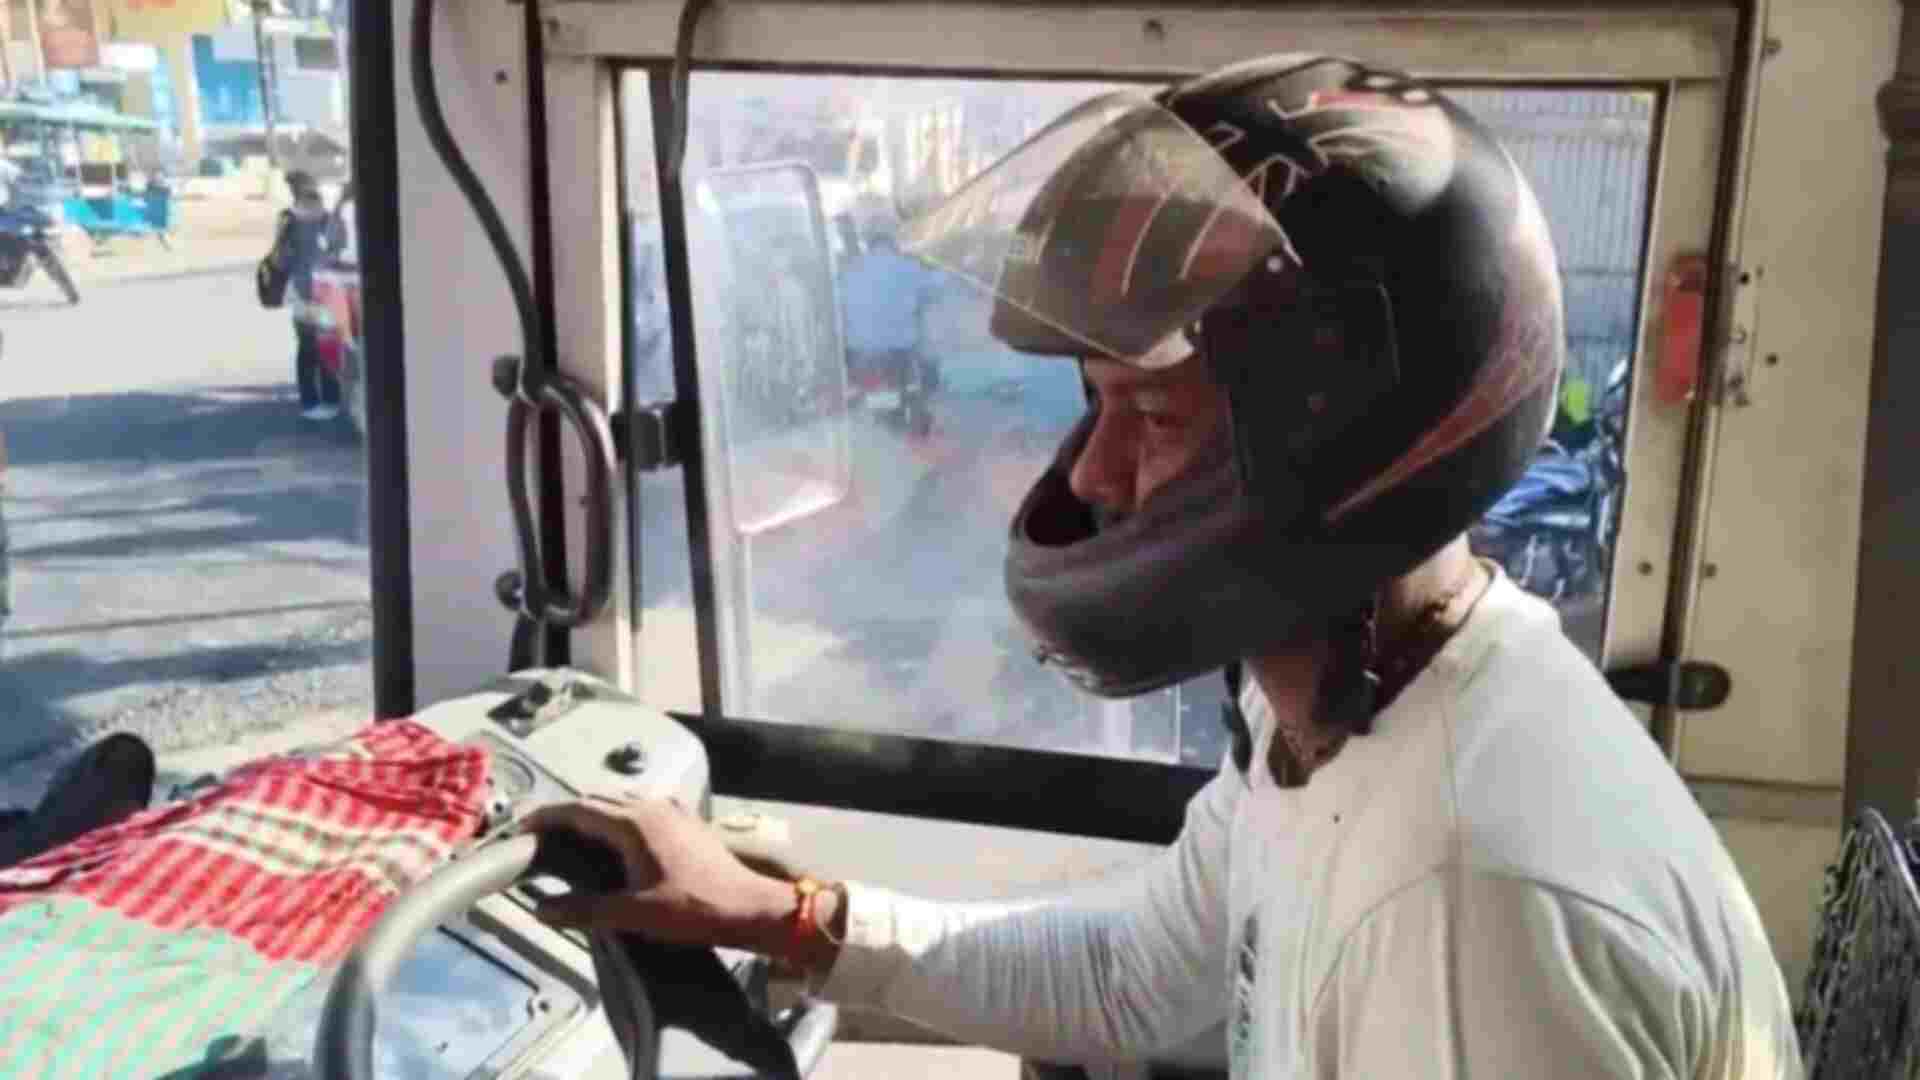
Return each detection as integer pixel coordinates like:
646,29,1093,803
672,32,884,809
0,202,81,306
1472,362,1628,601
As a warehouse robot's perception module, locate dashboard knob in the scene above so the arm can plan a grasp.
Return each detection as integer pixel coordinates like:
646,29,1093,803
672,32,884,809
605,742,648,776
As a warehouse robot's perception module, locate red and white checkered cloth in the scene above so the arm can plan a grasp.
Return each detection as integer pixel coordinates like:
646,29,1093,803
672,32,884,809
0,719,491,1075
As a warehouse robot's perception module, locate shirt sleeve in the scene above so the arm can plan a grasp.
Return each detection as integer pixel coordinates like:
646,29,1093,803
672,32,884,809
813,761,1244,1063
1305,870,1718,1080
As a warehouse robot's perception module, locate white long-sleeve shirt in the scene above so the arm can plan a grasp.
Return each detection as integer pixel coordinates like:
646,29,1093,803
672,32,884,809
815,572,1804,1078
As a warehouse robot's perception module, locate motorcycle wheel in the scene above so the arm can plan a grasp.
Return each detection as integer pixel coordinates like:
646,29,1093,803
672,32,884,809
38,251,79,305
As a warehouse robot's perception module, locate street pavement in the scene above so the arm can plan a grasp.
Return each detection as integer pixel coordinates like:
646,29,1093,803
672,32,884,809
0,249,372,805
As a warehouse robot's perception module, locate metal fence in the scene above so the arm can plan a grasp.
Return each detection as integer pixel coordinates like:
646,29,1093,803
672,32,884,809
1798,807,1920,1078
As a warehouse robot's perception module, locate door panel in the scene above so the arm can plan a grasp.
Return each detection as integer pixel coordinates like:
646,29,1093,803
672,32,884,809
1676,0,1899,787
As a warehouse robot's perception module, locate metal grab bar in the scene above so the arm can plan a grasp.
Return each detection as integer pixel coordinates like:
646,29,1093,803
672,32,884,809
495,355,618,632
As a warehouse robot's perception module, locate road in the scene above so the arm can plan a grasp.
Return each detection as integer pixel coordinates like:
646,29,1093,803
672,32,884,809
0,265,373,804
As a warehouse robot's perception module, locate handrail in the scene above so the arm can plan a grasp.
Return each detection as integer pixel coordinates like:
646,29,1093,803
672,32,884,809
495,357,619,636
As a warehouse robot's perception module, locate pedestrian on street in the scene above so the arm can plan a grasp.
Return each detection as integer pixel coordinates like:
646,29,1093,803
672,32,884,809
841,224,942,436
273,170,344,421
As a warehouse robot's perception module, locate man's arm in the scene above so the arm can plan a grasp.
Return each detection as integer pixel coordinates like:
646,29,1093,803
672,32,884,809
1305,869,1754,1079
525,759,1242,1065
803,762,1243,1064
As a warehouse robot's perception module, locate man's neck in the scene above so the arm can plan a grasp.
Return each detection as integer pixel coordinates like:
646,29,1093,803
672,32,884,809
1246,540,1488,768
1375,540,1487,642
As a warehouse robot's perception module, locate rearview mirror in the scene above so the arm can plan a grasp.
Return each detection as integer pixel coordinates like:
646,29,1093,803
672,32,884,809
694,161,851,536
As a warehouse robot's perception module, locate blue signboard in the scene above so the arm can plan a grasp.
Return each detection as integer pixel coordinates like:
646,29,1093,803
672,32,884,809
191,34,266,128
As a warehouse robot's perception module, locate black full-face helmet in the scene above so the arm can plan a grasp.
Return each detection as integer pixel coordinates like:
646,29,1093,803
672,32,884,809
901,55,1565,702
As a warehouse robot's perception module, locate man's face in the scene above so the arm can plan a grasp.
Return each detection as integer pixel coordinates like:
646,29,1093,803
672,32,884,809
1069,355,1230,516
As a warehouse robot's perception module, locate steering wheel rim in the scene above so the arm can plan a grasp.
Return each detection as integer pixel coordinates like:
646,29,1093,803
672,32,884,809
312,828,839,1080
312,834,564,1080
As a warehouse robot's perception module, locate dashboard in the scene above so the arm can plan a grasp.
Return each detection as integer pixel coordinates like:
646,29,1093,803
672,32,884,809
262,670,782,1079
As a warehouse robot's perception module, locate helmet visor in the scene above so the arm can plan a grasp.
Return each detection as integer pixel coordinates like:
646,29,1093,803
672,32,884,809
899,91,1286,367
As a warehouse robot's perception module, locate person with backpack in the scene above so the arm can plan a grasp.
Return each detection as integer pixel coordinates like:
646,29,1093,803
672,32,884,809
259,170,345,420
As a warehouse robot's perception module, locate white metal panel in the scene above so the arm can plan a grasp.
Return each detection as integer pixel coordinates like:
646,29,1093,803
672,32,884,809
546,1,1734,81
1678,0,1900,787
1606,82,1726,694
546,56,639,689
396,0,534,707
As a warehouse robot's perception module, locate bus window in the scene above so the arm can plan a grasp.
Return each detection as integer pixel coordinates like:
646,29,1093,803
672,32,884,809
1450,88,1657,665
622,73,1658,764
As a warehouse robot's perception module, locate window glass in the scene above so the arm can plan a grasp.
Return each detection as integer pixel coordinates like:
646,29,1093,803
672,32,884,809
1453,88,1655,664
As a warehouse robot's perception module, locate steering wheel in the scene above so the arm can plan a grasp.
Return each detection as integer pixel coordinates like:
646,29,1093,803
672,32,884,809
311,828,835,1080
312,833,551,1079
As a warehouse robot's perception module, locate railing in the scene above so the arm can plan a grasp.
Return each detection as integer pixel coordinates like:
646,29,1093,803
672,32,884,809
1798,807,1920,1078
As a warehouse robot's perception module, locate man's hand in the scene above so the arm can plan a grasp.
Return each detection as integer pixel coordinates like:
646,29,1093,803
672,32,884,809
518,797,799,956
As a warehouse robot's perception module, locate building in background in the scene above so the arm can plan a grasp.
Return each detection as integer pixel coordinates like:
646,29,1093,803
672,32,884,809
6,0,211,160
35,0,97,70
192,13,344,175
91,0,227,163
3,0,345,173
3,0,100,92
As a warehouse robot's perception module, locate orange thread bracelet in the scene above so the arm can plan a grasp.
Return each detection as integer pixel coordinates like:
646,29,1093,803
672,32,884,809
792,876,844,954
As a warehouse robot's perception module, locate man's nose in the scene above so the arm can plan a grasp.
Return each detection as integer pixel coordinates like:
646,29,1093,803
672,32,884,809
1068,413,1133,513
